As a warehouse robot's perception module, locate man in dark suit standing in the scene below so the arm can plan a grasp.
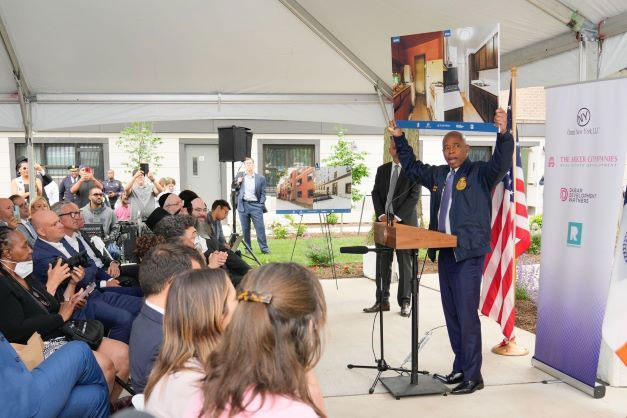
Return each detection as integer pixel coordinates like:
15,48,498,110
235,157,269,254
389,109,512,395
363,140,420,317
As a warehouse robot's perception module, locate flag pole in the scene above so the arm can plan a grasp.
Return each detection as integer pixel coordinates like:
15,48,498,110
492,67,529,356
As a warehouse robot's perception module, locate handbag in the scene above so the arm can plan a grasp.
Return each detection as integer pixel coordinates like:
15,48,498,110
11,332,44,371
60,319,104,350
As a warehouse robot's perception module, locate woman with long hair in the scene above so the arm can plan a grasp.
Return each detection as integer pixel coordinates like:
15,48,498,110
11,160,43,201
198,262,327,418
144,268,237,417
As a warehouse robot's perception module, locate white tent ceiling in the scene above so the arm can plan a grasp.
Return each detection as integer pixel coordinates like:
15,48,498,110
0,0,625,131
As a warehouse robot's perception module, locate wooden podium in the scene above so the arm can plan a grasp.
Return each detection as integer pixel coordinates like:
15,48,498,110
374,222,457,398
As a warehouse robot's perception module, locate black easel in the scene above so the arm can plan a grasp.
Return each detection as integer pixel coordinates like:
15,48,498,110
347,246,409,393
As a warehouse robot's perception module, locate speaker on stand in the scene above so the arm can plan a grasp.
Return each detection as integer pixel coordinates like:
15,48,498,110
218,126,261,265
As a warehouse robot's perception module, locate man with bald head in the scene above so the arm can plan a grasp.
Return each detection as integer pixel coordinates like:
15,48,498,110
162,193,184,216
0,198,19,230
389,109,513,394
31,209,141,343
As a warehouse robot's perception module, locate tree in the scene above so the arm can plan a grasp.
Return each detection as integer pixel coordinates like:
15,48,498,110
323,128,370,202
116,122,163,175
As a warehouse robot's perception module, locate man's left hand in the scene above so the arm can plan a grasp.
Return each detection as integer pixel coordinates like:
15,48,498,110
107,262,120,278
106,279,121,287
494,108,507,134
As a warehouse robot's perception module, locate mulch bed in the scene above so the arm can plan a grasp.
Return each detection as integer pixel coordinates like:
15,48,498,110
311,261,538,334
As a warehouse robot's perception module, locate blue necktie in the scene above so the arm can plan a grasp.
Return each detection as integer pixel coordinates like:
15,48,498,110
438,170,454,232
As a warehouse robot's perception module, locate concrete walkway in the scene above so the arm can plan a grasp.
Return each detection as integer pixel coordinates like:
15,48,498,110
316,275,627,418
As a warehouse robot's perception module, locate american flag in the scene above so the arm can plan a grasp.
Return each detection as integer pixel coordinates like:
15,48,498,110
480,85,531,342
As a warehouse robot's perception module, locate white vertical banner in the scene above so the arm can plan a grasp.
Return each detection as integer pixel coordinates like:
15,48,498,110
534,77,627,396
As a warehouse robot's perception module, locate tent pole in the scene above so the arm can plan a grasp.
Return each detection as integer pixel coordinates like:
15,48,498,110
375,85,390,126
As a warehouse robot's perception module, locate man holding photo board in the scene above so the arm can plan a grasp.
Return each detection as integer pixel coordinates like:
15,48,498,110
388,108,512,394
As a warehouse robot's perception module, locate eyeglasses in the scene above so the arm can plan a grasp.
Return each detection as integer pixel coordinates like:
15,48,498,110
59,211,82,219
193,207,208,213
164,201,183,208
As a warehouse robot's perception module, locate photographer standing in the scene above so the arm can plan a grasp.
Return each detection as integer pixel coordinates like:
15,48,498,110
70,165,103,208
124,169,164,222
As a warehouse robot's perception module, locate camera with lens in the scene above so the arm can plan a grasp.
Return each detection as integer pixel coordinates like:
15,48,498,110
52,251,90,270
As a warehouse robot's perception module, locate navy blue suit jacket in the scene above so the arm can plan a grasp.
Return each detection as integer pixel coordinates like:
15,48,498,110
129,304,163,393
32,238,109,296
236,173,267,213
0,332,42,416
394,131,514,262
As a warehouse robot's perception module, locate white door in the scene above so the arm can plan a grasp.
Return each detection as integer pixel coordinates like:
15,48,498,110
184,144,222,206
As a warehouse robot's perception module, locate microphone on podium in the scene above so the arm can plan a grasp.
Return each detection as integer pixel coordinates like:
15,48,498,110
339,246,392,254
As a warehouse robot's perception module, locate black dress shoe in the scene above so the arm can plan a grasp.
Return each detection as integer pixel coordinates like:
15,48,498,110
451,379,484,394
363,302,390,313
400,302,411,317
433,371,464,385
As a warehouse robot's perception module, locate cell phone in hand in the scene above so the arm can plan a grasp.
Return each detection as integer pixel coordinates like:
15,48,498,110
140,163,149,174
13,205,20,219
77,282,97,300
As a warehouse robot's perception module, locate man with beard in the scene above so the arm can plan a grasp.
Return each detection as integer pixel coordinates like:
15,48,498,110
81,187,117,236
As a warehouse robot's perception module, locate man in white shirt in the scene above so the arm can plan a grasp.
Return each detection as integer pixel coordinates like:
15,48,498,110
235,158,269,254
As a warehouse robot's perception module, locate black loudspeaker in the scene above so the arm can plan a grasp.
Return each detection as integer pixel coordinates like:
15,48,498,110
218,126,252,162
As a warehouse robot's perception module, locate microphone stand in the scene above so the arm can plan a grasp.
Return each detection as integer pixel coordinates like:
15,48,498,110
346,246,410,394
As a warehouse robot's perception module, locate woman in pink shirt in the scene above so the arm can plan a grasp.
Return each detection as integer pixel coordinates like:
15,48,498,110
197,263,327,418
113,192,131,221
144,268,237,418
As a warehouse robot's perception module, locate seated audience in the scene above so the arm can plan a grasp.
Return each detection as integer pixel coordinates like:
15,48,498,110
81,186,118,236
0,197,19,229
162,193,184,215
197,263,327,417
0,226,129,396
186,197,250,285
134,233,166,261
0,335,109,417
208,199,230,247
53,201,141,297
31,209,141,344
9,194,38,246
144,268,236,417
153,214,227,270
130,243,205,394
114,192,132,221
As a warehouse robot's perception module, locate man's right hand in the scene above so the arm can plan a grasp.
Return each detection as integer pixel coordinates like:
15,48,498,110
207,251,228,269
388,120,402,137
7,216,19,230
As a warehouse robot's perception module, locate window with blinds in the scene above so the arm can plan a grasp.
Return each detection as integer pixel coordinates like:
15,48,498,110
262,144,315,194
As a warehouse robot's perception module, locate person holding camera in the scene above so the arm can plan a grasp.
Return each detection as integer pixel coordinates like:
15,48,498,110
71,165,103,208
0,226,129,398
31,209,142,344
124,168,164,222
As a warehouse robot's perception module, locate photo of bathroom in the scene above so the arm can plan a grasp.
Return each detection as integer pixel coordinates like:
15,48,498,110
391,23,499,125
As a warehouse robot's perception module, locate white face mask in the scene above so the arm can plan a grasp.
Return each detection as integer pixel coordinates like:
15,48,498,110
0,259,33,279
14,261,33,278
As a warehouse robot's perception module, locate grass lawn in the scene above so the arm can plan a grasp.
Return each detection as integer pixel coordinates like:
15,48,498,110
241,235,368,265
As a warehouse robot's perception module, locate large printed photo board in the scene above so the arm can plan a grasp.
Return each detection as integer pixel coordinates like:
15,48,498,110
391,23,500,132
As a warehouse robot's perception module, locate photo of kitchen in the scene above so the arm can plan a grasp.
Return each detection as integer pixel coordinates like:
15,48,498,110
391,23,499,125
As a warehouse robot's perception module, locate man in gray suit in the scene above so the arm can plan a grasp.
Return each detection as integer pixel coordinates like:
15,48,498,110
235,157,269,254
363,140,421,317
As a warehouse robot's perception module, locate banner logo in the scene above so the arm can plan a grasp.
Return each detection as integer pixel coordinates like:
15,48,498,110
566,222,583,247
577,108,591,127
560,188,568,201
548,156,555,168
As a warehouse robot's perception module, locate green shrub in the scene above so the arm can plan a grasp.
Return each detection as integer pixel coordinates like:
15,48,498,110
528,233,542,255
515,285,529,301
365,214,377,245
305,242,333,266
529,214,543,233
326,213,339,225
270,221,288,239
283,214,295,224
295,223,307,237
